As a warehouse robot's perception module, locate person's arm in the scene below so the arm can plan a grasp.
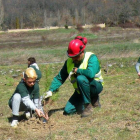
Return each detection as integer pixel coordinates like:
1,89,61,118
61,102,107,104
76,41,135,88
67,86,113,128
22,96,47,119
33,97,48,119
22,96,37,110
33,98,47,118
34,98,39,108
135,62,140,77
17,83,47,119
32,83,42,109
17,82,39,110
33,97,45,111
16,83,37,110
49,61,69,92
76,55,100,79
135,62,140,73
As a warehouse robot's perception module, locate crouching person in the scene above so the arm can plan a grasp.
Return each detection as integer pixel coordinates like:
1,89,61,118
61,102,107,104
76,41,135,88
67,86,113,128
8,67,48,128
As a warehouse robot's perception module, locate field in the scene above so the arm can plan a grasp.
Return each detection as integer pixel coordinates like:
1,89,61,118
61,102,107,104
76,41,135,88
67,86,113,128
0,27,140,140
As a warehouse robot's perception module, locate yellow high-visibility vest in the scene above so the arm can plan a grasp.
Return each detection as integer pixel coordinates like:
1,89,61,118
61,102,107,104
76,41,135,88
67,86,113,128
67,52,104,93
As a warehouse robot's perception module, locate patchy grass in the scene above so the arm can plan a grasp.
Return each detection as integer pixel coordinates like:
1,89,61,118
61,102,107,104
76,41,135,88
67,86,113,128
77,32,97,39
0,27,140,139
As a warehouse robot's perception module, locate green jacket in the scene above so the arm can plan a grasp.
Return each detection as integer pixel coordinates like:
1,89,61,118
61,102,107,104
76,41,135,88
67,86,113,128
12,80,39,99
137,57,140,63
29,65,42,81
8,80,40,109
49,52,102,92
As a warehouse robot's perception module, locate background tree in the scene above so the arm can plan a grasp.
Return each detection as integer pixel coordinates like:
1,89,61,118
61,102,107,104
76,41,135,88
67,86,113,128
2,0,140,29
0,0,4,30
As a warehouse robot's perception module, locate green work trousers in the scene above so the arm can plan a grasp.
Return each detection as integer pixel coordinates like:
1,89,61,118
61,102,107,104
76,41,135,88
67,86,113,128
64,75,103,114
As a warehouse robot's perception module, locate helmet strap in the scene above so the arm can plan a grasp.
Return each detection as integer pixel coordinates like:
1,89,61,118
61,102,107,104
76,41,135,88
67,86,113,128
80,45,83,50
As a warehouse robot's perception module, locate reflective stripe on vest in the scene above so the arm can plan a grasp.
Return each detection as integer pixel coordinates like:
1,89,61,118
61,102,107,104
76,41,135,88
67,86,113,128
67,52,104,93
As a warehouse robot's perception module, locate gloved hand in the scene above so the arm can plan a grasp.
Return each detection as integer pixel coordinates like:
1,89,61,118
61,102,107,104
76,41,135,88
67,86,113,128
41,91,52,106
68,71,74,81
69,67,77,81
44,91,52,99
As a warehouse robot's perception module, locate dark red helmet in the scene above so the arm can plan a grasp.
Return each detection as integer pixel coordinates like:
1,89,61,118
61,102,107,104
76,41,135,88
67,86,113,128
67,36,87,58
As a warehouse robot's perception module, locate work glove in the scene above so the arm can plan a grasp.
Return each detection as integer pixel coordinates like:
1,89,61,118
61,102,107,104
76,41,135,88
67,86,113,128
41,91,52,106
68,71,74,81
68,67,77,81
44,91,52,99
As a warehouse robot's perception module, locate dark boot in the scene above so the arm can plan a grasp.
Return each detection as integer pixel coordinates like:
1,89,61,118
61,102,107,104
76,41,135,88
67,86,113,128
91,96,101,108
81,103,93,118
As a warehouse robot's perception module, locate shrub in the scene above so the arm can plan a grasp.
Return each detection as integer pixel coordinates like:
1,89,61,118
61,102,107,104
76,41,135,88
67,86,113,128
76,24,84,32
90,26,101,33
119,22,136,28
64,24,68,29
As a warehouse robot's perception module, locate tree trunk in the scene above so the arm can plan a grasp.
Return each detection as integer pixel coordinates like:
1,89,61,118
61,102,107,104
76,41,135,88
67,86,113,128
0,0,4,30
44,9,47,27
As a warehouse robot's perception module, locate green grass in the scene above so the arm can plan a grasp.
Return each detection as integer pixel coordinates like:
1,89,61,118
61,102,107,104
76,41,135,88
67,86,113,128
0,27,140,140
87,42,140,55
77,32,97,39
56,28,77,33
31,28,77,34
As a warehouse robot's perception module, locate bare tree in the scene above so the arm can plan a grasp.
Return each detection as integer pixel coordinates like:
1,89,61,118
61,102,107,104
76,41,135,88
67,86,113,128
0,0,4,30
75,9,79,25
2,0,140,29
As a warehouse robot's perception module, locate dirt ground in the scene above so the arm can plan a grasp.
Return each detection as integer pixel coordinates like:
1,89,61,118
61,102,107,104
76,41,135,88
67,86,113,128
17,100,63,134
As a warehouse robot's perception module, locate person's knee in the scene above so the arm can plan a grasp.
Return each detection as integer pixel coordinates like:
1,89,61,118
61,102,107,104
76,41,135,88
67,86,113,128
12,94,21,102
77,75,87,84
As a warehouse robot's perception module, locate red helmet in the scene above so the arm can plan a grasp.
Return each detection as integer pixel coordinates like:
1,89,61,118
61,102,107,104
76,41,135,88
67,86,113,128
67,36,87,58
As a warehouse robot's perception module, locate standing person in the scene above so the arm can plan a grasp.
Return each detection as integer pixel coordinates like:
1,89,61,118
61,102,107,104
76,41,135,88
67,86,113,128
28,57,42,82
135,57,140,77
8,67,48,128
43,36,104,118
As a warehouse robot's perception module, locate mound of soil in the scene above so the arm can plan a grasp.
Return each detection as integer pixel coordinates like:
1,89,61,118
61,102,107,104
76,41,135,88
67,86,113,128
19,117,48,131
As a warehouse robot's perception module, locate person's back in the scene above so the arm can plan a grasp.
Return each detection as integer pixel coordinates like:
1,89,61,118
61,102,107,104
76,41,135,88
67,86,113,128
28,57,42,81
29,64,42,81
